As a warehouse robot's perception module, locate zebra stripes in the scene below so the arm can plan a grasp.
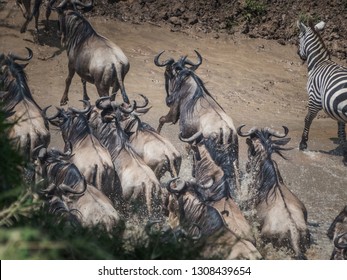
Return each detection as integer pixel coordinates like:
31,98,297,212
298,21,347,165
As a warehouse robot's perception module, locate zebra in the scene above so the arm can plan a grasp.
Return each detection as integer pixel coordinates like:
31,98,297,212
297,20,347,166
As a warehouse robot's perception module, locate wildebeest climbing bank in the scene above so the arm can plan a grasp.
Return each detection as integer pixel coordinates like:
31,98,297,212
1,0,347,260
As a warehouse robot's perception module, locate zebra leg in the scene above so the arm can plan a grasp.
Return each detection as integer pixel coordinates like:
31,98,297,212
299,110,318,150
337,121,346,144
343,144,347,166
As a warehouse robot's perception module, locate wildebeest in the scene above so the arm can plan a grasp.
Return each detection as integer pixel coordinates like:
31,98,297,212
154,50,240,196
90,98,163,220
238,125,310,259
55,2,130,105
16,0,43,34
0,48,50,165
164,177,262,260
120,99,182,180
36,147,122,232
44,100,119,201
327,205,347,260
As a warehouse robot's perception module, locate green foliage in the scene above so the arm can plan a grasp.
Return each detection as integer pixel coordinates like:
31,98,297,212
243,0,267,22
0,109,25,192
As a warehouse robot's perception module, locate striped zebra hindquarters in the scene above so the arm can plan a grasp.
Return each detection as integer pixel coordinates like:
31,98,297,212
297,21,347,166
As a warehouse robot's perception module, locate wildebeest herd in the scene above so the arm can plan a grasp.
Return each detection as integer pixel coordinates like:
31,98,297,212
1,0,346,260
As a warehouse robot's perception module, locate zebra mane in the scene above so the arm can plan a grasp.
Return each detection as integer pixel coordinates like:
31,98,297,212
307,21,330,59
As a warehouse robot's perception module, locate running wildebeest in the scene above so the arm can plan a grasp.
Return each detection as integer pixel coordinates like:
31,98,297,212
164,177,262,260
238,125,310,259
54,2,130,105
327,205,347,260
154,50,240,197
36,147,122,232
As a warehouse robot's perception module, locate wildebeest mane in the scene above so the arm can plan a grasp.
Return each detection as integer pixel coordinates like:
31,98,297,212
63,113,91,146
201,136,238,199
248,129,291,203
170,65,224,120
0,58,41,113
63,11,101,53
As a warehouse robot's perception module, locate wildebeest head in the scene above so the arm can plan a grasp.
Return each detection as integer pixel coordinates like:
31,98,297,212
44,100,91,143
0,47,33,94
237,125,291,169
164,177,225,236
154,50,202,103
53,0,94,47
35,146,87,196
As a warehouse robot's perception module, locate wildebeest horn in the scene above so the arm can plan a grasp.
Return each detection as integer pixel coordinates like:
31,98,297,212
179,131,203,143
190,223,202,240
135,94,149,109
117,100,136,114
166,177,186,193
154,50,175,67
334,233,347,249
42,105,61,121
41,183,57,194
95,96,112,110
237,125,259,137
59,180,87,195
32,144,46,160
70,100,91,114
264,126,289,138
8,47,33,62
184,50,203,70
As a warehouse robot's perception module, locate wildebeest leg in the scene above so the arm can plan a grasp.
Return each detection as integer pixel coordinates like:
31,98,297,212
45,0,56,30
113,77,129,104
60,64,75,106
157,106,179,133
81,79,89,102
299,108,318,150
20,18,31,33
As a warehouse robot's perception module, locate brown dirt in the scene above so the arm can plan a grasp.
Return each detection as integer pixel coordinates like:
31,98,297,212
1,0,347,259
